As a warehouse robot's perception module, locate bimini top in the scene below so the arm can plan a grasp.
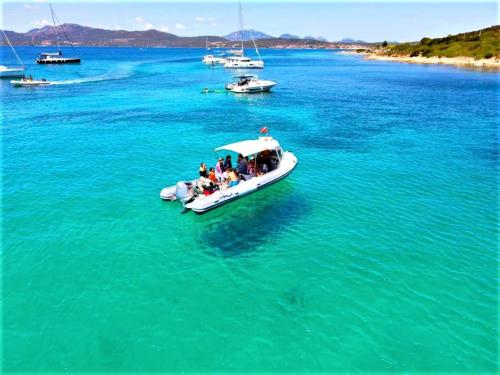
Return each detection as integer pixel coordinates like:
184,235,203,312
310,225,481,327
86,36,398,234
39,52,62,57
215,137,280,157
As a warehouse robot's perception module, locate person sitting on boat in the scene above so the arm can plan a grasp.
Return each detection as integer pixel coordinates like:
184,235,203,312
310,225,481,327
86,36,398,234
199,163,208,178
29,74,33,81
208,167,218,185
247,159,255,175
223,155,232,171
237,154,248,174
215,157,225,181
228,168,240,187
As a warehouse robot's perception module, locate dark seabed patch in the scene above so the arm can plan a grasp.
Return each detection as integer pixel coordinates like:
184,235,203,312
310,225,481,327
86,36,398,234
197,182,310,257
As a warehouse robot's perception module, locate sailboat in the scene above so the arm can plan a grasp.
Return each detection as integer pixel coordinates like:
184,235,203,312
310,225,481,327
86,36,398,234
0,30,25,78
202,37,227,65
36,3,80,64
224,1,264,69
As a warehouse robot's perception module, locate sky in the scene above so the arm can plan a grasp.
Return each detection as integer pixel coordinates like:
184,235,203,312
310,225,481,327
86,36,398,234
1,1,497,42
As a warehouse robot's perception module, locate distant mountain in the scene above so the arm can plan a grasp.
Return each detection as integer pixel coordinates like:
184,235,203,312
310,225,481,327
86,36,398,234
338,37,367,44
1,23,344,49
224,29,273,41
303,35,328,42
2,23,226,47
279,33,301,40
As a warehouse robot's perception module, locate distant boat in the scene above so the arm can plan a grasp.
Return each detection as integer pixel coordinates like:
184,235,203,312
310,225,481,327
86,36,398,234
202,37,227,65
36,3,80,64
224,1,264,69
0,30,25,78
225,74,276,93
11,77,52,87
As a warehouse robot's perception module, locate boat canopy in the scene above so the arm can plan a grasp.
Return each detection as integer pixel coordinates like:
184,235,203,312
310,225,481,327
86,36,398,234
215,138,280,157
40,52,62,56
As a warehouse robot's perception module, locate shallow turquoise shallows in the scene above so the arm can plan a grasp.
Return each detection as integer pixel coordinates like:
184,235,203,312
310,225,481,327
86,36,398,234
2,47,498,372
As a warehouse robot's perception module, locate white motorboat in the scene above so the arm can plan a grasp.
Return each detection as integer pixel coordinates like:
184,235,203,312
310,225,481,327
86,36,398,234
1,30,25,77
224,1,264,69
11,78,52,87
225,75,276,93
36,4,80,64
160,136,297,214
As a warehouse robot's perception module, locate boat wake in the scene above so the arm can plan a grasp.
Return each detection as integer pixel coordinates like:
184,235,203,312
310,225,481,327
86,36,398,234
49,60,152,86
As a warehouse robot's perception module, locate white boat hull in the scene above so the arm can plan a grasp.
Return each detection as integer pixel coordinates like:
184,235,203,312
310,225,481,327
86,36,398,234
226,80,276,93
10,80,52,87
0,66,25,78
224,60,264,69
185,151,297,214
202,56,226,65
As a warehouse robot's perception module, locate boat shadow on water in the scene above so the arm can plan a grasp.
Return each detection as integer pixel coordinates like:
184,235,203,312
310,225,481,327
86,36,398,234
196,180,310,258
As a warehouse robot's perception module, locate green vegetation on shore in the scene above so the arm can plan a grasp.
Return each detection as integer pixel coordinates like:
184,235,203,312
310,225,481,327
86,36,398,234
387,25,499,59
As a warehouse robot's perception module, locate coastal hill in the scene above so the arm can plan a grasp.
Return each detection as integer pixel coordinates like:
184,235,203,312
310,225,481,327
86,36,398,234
387,25,499,59
350,25,500,69
224,29,273,41
1,24,362,49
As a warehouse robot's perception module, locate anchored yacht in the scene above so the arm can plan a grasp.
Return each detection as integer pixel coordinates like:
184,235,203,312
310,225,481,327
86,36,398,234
160,135,297,214
202,37,227,65
225,75,276,93
224,1,264,69
36,4,80,64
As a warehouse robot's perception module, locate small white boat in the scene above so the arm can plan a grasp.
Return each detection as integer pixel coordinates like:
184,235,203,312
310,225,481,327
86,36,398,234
225,75,276,93
202,54,227,65
0,65,25,78
160,135,297,214
11,78,52,87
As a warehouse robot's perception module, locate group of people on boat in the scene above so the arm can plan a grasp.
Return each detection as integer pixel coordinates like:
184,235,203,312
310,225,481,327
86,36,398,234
196,151,278,195
20,74,46,83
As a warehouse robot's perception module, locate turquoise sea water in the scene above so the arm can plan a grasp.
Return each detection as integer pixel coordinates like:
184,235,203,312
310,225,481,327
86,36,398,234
2,47,498,372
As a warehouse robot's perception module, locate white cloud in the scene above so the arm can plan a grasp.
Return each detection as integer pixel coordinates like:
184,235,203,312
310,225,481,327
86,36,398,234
24,4,40,10
207,17,214,21
211,22,217,27
135,17,144,22
114,25,122,30
159,25,169,32
195,16,205,22
174,23,185,30
32,18,51,27
144,23,154,30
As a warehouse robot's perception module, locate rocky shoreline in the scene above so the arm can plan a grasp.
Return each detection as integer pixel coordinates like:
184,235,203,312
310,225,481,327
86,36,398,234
340,50,500,70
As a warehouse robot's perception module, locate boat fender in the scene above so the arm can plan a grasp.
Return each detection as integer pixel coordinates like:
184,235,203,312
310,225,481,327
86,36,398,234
175,181,193,203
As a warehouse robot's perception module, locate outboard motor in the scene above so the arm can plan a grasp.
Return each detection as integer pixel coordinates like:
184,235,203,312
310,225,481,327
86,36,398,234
175,181,194,204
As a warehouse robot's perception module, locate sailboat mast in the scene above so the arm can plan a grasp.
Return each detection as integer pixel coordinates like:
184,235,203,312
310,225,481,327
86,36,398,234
49,3,61,54
238,0,244,54
1,30,24,67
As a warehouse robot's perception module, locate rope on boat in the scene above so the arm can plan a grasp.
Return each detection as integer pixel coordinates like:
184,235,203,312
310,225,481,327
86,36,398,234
1,30,24,67
52,6,78,55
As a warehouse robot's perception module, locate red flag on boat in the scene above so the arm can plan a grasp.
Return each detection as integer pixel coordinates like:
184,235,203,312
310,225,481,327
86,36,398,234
259,127,269,134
